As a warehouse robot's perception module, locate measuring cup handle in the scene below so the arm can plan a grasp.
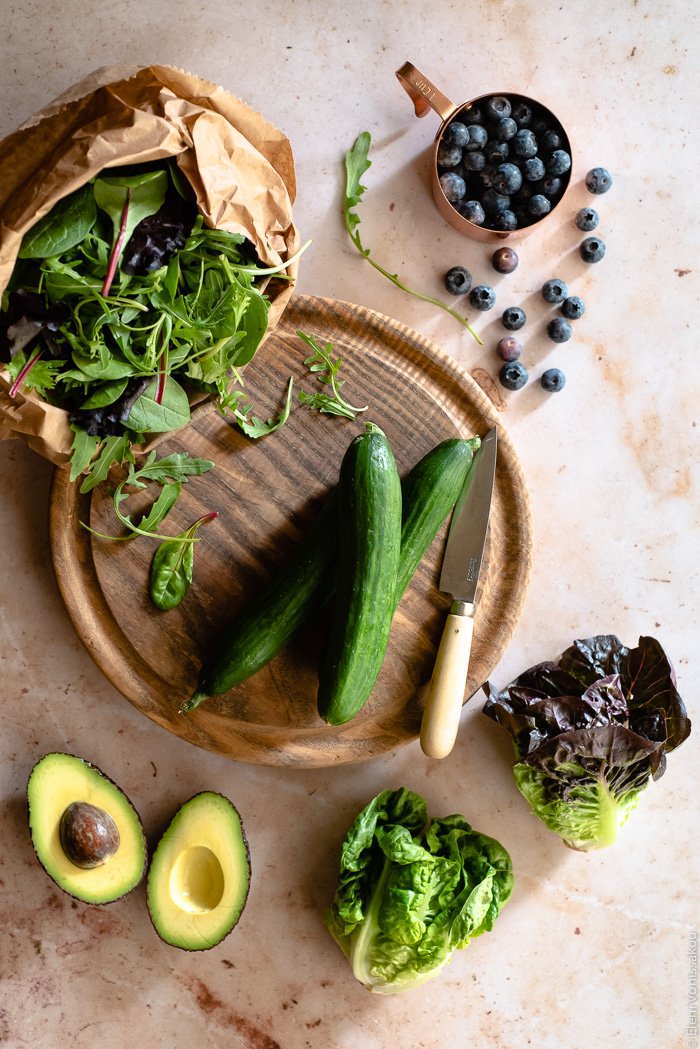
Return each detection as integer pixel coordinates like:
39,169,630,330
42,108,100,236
395,62,458,121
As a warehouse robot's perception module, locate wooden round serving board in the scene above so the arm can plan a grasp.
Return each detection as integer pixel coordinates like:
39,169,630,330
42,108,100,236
49,296,532,768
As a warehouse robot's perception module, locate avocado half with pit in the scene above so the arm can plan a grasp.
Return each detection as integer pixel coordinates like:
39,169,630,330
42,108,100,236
27,753,147,904
147,791,250,950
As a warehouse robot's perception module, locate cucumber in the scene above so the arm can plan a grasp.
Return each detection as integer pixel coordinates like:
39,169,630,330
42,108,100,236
181,495,338,712
183,434,479,715
317,423,402,726
394,436,480,610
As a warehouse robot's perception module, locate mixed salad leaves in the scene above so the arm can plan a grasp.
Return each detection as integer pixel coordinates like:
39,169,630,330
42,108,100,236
483,634,691,851
0,160,305,487
325,788,513,994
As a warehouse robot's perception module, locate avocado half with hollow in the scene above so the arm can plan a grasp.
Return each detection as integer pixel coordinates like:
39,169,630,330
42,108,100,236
147,791,251,950
27,753,147,904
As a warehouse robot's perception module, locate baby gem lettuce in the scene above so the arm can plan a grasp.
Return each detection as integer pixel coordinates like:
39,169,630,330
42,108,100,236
324,788,513,994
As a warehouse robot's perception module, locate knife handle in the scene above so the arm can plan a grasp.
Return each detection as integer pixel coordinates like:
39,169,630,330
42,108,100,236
420,605,474,759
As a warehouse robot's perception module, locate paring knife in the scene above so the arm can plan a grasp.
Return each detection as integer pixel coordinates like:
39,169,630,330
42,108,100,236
420,425,498,759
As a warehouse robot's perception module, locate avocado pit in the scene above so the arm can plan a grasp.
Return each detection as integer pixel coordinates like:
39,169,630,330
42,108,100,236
59,801,121,869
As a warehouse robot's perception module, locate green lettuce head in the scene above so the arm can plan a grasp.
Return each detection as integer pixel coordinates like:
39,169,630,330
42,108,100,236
324,788,513,994
483,634,691,851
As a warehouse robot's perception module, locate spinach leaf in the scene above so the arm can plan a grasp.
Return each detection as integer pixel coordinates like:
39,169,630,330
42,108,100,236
19,185,97,260
149,513,217,610
80,377,129,409
126,377,190,433
94,170,169,261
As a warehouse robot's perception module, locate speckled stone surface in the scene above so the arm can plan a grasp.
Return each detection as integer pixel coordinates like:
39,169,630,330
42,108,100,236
0,3,697,1047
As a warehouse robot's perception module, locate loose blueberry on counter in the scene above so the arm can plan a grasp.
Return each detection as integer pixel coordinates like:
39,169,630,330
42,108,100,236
547,317,573,343
497,337,522,362
575,207,599,231
499,361,529,390
485,96,512,121
465,125,488,150
529,194,551,218
469,285,497,311
439,172,466,203
493,162,523,194
542,278,568,303
585,167,612,194
580,236,606,263
523,156,546,181
541,367,566,392
502,305,526,330
561,295,585,320
492,247,519,274
443,266,473,296
460,200,486,225
443,121,470,148
511,129,538,158
545,150,571,176
437,143,463,168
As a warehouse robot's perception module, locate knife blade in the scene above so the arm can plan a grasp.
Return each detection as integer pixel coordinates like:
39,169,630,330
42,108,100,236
419,425,497,758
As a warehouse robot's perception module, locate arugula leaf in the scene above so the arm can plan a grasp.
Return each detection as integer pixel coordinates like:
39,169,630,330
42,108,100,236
19,185,97,260
69,424,100,483
226,376,295,438
136,481,181,533
344,133,482,344
124,450,215,485
79,435,132,493
296,330,367,418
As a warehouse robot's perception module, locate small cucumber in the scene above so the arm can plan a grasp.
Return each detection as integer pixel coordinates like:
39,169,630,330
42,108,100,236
317,423,402,726
182,496,337,712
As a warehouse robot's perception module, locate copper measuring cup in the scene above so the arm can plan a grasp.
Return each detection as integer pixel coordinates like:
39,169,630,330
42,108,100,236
396,62,572,242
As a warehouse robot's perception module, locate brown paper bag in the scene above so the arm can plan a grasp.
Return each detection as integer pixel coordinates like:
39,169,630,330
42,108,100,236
0,64,300,466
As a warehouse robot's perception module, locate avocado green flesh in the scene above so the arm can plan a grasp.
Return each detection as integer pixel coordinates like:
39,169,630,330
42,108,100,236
147,791,250,950
27,753,147,904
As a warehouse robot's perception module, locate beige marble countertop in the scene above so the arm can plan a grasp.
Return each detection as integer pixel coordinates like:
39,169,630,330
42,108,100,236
0,3,697,1047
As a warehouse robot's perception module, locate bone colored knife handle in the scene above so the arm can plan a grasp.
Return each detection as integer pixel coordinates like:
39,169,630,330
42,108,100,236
420,608,474,759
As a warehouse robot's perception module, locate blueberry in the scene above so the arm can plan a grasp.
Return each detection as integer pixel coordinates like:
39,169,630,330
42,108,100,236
470,284,497,311
531,117,549,137
437,143,462,168
462,151,486,172
541,175,563,198
492,247,519,274
443,121,470,148
542,278,568,303
585,166,612,194
580,236,606,263
512,129,538,158
575,207,599,231
541,367,566,392
443,266,473,296
493,210,518,231
514,205,531,228
540,129,562,152
497,337,522,362
465,124,488,150
485,96,512,121
482,188,510,215
502,306,526,330
529,194,551,218
561,295,585,320
486,140,510,164
546,149,571,176
478,164,499,189
547,317,572,343
493,162,522,194
462,106,483,125
439,172,466,202
460,200,486,225
523,156,546,181
495,117,518,141
499,361,528,390
511,101,532,127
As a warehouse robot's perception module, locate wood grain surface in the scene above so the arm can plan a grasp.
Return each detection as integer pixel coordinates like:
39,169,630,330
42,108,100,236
49,295,533,767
